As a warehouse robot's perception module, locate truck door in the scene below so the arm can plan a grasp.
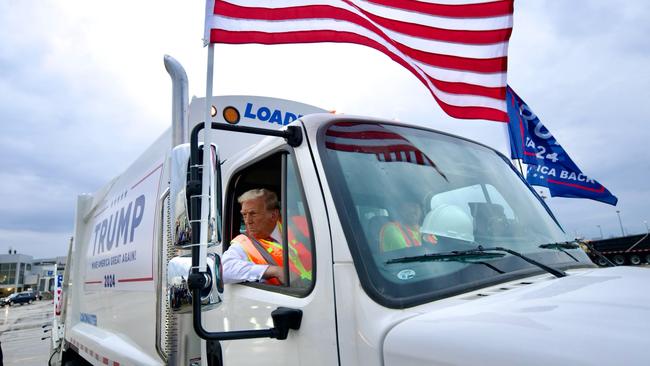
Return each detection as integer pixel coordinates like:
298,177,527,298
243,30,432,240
216,148,338,365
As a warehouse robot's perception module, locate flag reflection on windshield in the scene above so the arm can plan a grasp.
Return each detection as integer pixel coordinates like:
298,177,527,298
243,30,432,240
325,122,446,180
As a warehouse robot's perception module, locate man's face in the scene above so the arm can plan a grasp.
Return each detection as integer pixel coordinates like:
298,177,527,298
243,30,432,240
399,202,423,226
241,197,278,239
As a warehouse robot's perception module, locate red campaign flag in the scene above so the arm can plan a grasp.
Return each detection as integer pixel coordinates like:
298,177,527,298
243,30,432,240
204,0,513,122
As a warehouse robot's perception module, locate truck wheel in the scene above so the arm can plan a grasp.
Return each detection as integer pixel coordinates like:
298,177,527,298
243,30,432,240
63,359,88,366
646,254,650,264
613,255,625,265
629,255,641,265
596,257,609,266
62,350,93,366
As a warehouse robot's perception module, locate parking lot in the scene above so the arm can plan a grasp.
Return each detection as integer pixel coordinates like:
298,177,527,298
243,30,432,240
0,300,52,365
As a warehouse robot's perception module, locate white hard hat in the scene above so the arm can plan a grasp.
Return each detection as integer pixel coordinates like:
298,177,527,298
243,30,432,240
422,204,474,242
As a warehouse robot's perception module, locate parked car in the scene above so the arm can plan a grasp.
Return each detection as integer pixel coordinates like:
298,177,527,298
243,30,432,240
7,292,36,306
0,294,16,307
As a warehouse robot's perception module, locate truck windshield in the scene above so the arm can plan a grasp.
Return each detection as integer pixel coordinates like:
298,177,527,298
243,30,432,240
319,121,593,308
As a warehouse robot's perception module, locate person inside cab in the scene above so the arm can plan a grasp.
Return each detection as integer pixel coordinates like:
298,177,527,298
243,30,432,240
380,200,437,252
222,188,312,286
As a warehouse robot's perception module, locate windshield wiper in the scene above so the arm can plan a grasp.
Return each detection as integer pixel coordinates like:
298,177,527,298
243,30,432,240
387,251,505,264
539,242,581,262
386,251,506,274
387,246,567,278
539,242,580,250
579,241,615,267
477,246,566,278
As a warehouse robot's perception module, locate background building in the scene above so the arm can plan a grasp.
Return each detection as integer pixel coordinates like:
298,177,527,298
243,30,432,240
0,250,66,297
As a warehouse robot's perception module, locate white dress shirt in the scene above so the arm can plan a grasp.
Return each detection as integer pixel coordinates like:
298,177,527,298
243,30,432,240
222,237,269,284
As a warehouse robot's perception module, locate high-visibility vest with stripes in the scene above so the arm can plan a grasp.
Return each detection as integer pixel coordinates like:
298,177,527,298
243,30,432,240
379,222,437,252
232,231,312,285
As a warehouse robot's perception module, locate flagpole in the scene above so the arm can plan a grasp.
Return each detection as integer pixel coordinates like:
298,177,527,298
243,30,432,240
516,158,525,176
198,43,215,272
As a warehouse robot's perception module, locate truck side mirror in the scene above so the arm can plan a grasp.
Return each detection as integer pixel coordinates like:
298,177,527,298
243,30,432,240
170,144,192,247
167,253,223,313
168,144,224,312
170,144,220,247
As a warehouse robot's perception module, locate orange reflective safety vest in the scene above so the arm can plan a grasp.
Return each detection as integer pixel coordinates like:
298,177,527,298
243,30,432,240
380,222,437,252
232,226,312,286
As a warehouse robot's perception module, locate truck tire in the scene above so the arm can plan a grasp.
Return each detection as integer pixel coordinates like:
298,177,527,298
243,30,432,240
62,350,92,366
596,257,609,266
629,255,641,265
63,359,89,366
646,254,650,264
613,255,625,265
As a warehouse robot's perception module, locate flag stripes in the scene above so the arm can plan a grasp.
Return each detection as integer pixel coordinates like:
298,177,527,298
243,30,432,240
364,0,513,19
205,0,513,122
324,122,436,167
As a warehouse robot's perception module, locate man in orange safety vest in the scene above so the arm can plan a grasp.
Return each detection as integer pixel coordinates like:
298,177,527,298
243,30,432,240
222,188,312,286
380,201,437,252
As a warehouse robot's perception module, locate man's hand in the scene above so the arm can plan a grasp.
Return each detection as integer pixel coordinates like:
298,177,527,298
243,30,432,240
262,265,284,285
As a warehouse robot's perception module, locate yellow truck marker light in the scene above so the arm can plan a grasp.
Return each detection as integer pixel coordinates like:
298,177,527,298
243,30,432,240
223,106,240,124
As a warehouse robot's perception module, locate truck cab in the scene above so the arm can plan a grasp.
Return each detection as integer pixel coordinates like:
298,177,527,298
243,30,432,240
207,113,601,365
205,114,650,366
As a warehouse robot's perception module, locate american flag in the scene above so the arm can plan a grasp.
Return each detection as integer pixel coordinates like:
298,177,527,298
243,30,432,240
325,122,447,179
204,0,513,122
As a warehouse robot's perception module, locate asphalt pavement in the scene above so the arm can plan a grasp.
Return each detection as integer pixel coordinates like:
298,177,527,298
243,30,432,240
0,300,53,366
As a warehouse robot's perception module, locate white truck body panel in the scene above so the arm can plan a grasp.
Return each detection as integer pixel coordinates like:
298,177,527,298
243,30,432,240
63,96,327,366
66,131,170,365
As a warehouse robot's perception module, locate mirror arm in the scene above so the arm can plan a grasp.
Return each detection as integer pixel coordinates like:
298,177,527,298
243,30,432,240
190,122,302,152
188,285,302,341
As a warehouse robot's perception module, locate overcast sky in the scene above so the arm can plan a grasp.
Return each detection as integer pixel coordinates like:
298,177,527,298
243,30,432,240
1,1,648,258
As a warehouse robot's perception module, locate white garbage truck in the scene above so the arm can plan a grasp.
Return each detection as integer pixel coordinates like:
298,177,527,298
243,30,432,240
51,56,650,366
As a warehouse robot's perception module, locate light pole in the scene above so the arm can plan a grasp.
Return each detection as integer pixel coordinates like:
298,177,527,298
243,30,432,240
644,220,648,233
596,225,603,239
616,210,625,237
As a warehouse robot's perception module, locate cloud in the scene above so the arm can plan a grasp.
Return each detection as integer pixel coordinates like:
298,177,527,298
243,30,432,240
0,1,174,256
0,228,71,259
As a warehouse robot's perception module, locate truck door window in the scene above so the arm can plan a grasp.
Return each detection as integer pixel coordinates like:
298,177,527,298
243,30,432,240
284,156,314,289
226,151,314,295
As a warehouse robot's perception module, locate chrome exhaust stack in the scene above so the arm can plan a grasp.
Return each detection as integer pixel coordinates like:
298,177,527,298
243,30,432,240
160,55,202,365
164,55,189,147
